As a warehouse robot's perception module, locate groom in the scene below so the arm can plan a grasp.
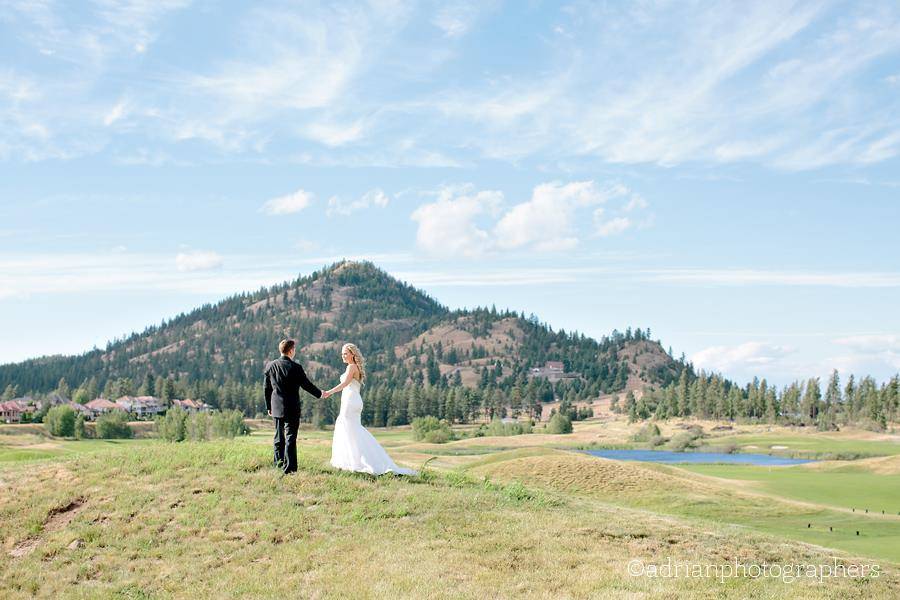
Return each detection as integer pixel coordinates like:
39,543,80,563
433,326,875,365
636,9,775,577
264,339,328,474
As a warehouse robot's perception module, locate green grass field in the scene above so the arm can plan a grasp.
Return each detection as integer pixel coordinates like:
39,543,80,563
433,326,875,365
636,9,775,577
696,431,900,459
1,419,898,598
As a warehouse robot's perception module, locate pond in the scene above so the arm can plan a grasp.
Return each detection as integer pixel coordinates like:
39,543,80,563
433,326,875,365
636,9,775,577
582,449,815,466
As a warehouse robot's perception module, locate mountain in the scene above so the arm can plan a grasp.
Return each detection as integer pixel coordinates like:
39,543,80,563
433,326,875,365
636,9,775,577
0,261,685,422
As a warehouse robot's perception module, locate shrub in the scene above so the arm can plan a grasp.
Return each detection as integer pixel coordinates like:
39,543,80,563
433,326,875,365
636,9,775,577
412,416,453,443
211,410,250,438
482,417,534,437
667,431,699,452
423,428,451,443
648,435,667,447
74,413,86,440
158,409,249,442
631,423,661,443
44,405,76,437
96,411,133,439
156,407,188,442
187,411,211,441
547,413,573,434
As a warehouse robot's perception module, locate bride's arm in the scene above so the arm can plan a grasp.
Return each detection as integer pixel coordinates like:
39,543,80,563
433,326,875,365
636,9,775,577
324,365,359,396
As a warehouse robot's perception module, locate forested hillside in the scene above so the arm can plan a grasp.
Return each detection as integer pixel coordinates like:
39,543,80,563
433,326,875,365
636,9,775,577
0,261,682,424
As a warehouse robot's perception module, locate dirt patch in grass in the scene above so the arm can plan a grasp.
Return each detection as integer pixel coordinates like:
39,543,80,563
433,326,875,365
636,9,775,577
9,496,86,558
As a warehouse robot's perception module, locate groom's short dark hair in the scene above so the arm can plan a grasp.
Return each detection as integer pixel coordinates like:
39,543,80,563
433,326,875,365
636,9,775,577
279,339,296,355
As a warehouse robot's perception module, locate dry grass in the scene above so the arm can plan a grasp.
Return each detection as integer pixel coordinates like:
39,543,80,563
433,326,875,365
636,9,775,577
2,440,897,598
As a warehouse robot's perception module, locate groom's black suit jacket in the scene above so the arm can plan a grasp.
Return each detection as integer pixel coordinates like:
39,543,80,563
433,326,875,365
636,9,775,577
264,355,322,419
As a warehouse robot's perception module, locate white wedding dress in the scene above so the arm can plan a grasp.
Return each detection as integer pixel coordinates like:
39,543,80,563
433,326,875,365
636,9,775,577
330,372,416,475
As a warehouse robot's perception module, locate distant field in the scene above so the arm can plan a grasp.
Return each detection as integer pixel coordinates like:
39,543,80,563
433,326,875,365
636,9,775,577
680,459,900,513
696,432,900,459
0,425,155,463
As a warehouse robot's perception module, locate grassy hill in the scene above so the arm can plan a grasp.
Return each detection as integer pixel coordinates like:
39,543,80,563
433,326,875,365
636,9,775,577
2,420,899,598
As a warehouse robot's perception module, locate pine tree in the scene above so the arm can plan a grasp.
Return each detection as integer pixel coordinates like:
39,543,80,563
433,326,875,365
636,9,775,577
801,378,821,425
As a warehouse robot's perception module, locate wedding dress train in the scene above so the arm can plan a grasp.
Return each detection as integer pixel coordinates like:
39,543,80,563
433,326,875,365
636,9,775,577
330,372,416,475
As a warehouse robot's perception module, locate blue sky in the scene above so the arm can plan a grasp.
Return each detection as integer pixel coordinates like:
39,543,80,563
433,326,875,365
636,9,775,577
1,0,899,387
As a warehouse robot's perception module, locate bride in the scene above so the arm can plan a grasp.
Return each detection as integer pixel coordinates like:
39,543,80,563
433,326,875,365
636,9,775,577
324,343,416,476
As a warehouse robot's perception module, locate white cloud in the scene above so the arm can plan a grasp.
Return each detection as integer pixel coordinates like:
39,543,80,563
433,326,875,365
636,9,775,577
304,119,367,147
260,189,314,216
493,181,621,251
326,189,390,217
834,334,900,353
432,1,494,38
595,216,631,237
103,100,129,126
175,250,223,272
641,269,900,288
692,342,793,374
410,186,503,258
2,1,899,170
829,334,900,374
412,181,647,257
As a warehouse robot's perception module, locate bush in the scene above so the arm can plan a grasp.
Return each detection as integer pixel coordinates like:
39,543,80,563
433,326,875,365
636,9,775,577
157,409,249,442
481,417,534,437
74,413,86,440
667,431,700,452
45,405,76,437
547,413,573,434
423,428,451,443
631,423,661,443
95,411,133,439
211,410,250,438
412,416,453,443
188,411,211,441
155,407,188,442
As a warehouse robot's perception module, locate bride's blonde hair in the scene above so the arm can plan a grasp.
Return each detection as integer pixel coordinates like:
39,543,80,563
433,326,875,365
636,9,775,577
342,343,366,384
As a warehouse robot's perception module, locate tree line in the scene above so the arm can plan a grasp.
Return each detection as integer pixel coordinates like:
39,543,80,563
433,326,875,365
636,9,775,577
615,369,899,431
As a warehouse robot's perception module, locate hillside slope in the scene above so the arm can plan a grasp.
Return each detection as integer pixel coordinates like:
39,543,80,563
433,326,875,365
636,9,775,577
2,440,896,598
0,261,684,419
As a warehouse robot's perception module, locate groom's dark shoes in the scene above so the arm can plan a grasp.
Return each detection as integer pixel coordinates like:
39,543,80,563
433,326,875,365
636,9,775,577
264,347,323,474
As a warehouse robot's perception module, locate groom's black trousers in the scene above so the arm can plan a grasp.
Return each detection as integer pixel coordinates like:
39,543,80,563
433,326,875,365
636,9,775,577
272,416,300,474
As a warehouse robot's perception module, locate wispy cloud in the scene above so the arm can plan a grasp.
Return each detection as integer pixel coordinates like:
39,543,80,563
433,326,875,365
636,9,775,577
260,189,314,216
175,250,223,272
639,269,900,288
432,1,495,38
1,1,899,169
326,189,389,217
691,341,794,374
827,334,900,377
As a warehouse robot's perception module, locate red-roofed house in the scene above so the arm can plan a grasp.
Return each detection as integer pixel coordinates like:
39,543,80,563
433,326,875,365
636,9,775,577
1,398,38,423
85,398,121,417
0,401,24,423
172,398,212,413
115,395,164,418
68,402,93,420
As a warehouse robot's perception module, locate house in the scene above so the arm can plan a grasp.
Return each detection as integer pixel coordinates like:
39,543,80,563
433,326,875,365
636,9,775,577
68,402,93,420
4,397,38,423
529,361,578,382
44,393,70,407
0,400,24,423
115,395,164,418
85,398,122,417
171,398,212,413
